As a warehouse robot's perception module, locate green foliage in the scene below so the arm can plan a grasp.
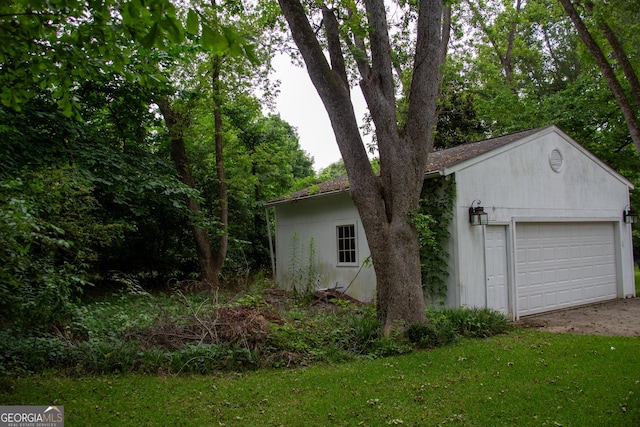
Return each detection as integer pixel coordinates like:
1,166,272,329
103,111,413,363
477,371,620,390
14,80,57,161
405,321,457,349
0,71,315,321
0,167,128,331
414,176,456,303
287,233,321,299
1,0,174,113
188,96,315,273
0,91,206,287
0,291,509,380
452,0,640,203
267,304,411,365
317,160,347,182
0,283,514,376
406,306,510,349
0,0,256,115
436,306,511,338
434,73,488,149
0,287,432,375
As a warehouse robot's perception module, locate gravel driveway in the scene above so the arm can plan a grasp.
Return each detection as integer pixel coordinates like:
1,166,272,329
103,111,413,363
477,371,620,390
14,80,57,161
517,297,640,336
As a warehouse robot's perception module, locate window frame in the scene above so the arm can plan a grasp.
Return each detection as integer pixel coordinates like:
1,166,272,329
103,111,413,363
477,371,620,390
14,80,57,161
336,223,359,267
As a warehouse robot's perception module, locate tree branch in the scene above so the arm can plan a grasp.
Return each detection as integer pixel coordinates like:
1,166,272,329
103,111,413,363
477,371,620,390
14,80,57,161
584,1,640,111
361,0,397,136
322,8,349,93
277,0,376,199
405,0,443,152
0,12,63,18
558,0,640,150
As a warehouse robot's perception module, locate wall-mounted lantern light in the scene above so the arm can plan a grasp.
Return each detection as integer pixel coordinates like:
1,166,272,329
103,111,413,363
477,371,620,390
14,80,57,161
623,206,638,224
469,200,489,226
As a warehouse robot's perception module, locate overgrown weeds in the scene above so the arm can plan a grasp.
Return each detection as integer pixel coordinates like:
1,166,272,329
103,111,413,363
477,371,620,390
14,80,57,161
0,285,509,376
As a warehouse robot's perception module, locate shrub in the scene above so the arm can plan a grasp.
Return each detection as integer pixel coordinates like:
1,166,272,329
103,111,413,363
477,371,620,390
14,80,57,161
406,322,458,349
407,307,510,348
0,292,511,376
437,307,511,338
0,168,128,332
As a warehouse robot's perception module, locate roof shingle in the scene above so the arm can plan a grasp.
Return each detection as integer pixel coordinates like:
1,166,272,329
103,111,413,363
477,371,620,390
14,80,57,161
266,126,550,205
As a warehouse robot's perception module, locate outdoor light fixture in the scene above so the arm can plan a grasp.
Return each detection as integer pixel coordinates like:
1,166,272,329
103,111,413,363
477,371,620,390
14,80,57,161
469,200,489,226
624,206,638,224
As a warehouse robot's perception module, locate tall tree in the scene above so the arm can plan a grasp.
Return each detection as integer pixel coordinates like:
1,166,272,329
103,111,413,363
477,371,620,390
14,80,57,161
465,0,523,91
210,54,229,287
152,0,286,286
158,97,219,286
277,0,444,331
558,0,640,150
583,1,640,111
222,107,315,270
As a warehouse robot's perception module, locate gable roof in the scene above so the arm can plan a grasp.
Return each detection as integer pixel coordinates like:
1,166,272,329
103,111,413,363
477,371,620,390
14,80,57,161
424,126,545,174
265,125,631,206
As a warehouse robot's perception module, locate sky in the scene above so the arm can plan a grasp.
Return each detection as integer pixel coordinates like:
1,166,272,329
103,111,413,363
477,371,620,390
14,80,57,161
271,53,370,172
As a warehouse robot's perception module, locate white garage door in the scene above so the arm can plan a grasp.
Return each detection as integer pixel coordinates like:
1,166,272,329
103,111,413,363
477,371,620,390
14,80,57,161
516,222,618,316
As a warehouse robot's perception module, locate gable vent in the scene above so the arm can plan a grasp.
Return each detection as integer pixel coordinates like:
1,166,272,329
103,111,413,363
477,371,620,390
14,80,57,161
549,148,563,172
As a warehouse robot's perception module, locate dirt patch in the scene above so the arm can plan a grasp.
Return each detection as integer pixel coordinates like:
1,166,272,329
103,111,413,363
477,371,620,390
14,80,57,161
517,297,640,336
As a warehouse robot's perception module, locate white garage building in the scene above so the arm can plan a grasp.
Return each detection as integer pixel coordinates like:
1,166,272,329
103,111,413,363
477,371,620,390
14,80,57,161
266,126,636,319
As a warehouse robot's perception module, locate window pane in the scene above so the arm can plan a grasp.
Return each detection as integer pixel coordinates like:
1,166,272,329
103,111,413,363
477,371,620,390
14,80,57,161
337,224,356,264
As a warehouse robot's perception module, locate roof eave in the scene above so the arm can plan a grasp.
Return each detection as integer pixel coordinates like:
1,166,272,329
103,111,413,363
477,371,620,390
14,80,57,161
264,187,350,207
424,170,446,179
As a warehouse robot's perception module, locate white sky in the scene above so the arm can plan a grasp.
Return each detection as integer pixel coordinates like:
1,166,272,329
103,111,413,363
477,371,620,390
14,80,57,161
272,53,370,172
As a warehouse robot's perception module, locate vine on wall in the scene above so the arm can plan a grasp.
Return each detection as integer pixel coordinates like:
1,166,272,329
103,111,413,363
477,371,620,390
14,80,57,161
413,175,456,304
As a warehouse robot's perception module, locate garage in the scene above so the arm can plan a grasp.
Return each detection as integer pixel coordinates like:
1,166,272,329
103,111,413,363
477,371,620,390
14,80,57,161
268,126,636,316
515,222,618,316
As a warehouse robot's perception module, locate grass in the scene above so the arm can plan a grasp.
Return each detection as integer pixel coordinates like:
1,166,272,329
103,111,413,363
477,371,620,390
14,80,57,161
2,329,640,426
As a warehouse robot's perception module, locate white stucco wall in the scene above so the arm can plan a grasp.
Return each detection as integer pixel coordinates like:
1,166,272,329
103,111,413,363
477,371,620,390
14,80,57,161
447,128,635,315
272,192,376,301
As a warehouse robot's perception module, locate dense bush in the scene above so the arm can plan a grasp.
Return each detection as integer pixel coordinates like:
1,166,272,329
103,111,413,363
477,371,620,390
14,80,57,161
0,167,129,332
0,289,510,376
0,91,317,335
406,306,511,349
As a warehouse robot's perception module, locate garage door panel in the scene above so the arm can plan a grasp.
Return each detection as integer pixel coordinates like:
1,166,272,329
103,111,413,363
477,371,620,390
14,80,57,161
558,289,572,304
517,222,617,316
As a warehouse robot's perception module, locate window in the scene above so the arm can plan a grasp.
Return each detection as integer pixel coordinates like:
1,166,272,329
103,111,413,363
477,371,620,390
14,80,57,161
337,224,357,265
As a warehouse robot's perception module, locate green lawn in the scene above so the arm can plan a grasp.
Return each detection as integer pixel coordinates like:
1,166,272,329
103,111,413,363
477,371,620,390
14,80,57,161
2,329,639,426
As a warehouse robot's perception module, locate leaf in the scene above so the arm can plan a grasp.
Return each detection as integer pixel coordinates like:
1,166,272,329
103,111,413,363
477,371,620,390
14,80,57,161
58,95,74,118
243,43,258,65
229,42,243,58
161,15,184,44
140,23,160,49
127,0,141,20
186,9,199,35
201,25,228,53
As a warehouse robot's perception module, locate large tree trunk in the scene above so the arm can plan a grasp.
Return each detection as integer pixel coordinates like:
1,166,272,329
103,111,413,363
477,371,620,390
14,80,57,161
278,0,443,332
371,214,426,328
559,0,640,150
157,97,218,287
